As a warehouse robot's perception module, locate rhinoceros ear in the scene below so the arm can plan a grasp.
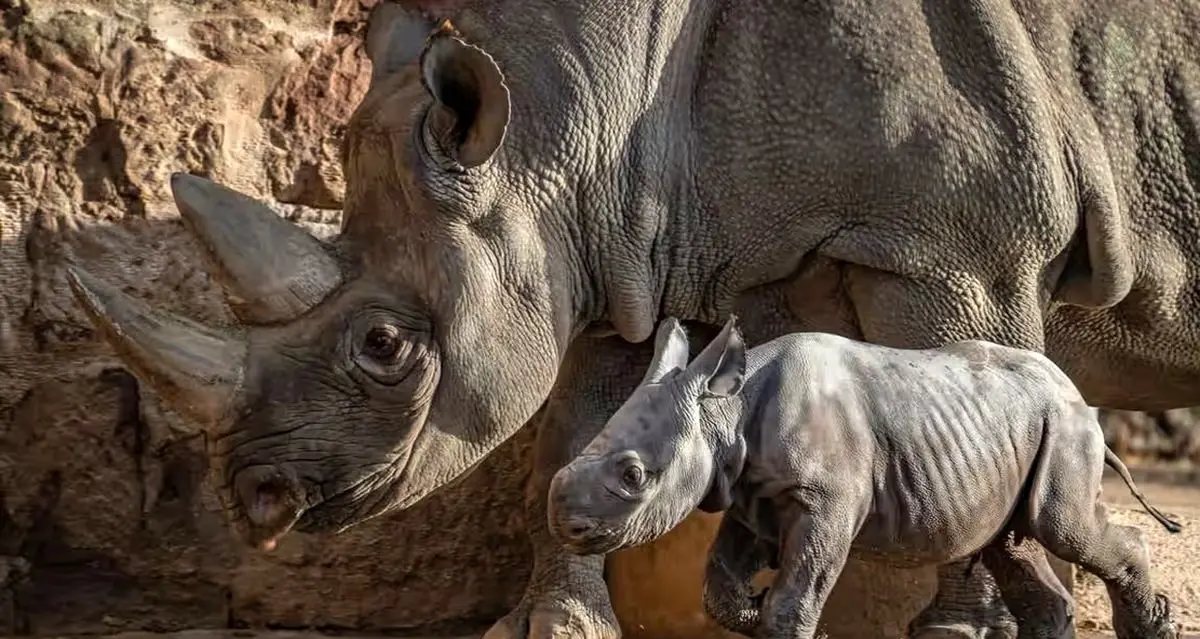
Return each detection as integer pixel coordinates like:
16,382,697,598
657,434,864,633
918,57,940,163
365,2,437,86
687,316,746,398
419,21,511,169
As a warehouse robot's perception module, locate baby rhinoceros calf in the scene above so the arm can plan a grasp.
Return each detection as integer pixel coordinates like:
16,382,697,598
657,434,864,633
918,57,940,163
547,317,1182,639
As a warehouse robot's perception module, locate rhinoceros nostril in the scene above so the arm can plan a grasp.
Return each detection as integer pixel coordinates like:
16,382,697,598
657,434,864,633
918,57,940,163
564,517,598,538
235,470,300,529
251,484,284,525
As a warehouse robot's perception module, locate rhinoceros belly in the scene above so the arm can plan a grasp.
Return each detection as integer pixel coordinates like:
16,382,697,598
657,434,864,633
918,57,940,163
848,385,1041,567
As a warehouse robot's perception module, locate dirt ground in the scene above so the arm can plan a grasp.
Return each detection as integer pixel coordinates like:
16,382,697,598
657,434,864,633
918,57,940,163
55,465,1200,639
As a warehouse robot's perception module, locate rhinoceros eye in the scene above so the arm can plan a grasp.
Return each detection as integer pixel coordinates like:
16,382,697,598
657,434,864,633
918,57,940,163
363,325,402,361
621,463,646,492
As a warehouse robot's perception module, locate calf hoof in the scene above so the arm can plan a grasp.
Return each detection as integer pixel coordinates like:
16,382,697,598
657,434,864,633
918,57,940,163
1114,593,1178,639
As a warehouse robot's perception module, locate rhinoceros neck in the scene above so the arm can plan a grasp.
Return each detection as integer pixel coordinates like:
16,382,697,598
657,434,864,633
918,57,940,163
466,0,754,342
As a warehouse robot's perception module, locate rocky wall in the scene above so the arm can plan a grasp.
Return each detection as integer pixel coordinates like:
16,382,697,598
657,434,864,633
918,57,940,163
0,1,530,635
0,0,1195,636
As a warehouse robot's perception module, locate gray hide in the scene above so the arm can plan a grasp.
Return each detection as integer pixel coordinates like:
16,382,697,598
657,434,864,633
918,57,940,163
65,1,1200,637
549,317,1182,639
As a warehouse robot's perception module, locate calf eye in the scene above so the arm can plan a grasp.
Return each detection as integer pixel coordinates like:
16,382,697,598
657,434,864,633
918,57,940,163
621,464,646,491
363,325,401,361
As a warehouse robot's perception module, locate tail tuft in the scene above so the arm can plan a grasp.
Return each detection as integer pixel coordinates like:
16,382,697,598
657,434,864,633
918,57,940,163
1156,512,1184,535
1104,447,1184,534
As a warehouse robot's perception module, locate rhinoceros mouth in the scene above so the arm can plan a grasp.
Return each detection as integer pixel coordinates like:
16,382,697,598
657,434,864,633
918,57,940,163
230,503,305,552
559,525,633,556
231,483,383,548
288,494,389,536
288,459,409,535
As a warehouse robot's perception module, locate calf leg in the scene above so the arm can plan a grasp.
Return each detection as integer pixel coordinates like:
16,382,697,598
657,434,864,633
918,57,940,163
703,514,776,636
757,500,858,639
1025,421,1177,639
485,335,655,639
979,532,1075,639
1034,502,1175,639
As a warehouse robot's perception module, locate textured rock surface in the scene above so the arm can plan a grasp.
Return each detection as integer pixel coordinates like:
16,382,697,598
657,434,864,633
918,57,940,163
0,0,1196,637
0,1,530,636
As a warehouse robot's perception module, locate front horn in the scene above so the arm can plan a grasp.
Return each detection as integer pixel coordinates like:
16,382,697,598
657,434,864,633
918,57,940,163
170,173,342,324
67,266,246,426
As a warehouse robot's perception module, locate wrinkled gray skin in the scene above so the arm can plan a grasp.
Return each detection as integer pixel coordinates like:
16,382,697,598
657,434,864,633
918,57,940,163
64,0,1200,637
550,316,1183,639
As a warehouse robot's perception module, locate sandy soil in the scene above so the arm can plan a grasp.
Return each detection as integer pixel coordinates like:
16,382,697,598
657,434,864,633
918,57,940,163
62,465,1200,639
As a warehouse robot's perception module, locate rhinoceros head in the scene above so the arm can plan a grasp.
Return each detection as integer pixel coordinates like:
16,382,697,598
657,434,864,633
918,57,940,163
547,317,748,555
68,7,570,549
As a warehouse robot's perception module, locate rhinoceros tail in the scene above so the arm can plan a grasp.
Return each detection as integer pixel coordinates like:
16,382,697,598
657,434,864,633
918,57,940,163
1104,447,1183,534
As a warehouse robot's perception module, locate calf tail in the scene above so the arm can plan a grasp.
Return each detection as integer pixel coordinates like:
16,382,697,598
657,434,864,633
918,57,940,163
1104,447,1183,534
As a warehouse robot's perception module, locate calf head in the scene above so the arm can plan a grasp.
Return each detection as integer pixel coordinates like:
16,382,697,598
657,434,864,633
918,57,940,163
66,6,572,550
548,317,749,555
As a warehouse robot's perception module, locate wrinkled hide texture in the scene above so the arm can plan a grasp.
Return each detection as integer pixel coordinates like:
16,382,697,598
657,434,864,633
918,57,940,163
62,0,1200,637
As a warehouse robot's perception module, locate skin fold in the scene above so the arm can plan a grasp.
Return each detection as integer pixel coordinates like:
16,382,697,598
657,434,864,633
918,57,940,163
549,317,1182,639
65,1,1200,636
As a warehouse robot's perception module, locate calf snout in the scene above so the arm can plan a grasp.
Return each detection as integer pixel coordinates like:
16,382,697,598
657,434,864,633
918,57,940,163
560,516,600,539
233,466,305,551
547,459,631,554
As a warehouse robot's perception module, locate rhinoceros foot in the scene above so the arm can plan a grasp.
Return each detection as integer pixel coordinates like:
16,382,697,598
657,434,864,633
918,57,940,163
484,579,621,639
906,624,1019,639
1112,592,1178,639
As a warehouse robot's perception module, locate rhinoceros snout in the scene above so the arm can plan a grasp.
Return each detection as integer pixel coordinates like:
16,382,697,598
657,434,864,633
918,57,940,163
232,466,306,551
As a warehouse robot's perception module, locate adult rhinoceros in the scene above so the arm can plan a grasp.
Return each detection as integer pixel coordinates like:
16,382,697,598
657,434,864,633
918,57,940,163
66,0,1200,637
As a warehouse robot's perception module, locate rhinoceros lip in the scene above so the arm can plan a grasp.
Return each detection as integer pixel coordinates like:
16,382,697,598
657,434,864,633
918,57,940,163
260,494,309,549
287,485,384,534
291,508,334,533
239,506,304,552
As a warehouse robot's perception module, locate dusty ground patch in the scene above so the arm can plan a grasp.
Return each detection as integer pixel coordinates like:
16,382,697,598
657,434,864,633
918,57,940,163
56,466,1200,639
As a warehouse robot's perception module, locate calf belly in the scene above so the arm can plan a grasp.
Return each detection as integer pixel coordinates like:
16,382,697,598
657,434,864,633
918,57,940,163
849,500,1017,569
606,510,1075,639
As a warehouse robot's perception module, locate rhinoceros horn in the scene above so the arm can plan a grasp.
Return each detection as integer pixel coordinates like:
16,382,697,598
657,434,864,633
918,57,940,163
170,173,342,324
67,265,245,425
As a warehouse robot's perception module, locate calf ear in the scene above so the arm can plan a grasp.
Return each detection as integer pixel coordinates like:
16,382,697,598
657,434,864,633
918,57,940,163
419,22,511,169
640,317,691,386
687,316,746,397
698,436,746,513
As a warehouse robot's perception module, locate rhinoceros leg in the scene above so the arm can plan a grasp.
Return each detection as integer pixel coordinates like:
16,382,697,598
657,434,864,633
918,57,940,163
904,564,1019,639
485,333,656,639
703,513,776,636
978,534,1076,638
